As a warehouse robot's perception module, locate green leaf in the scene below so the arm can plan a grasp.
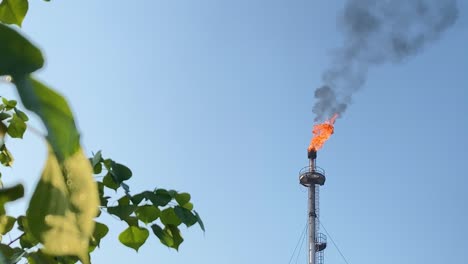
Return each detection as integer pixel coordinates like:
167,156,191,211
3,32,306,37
2,98,17,109
17,216,40,248
0,251,7,264
102,173,119,190
174,206,197,227
146,189,171,207
150,224,183,250
27,250,56,264
14,77,80,161
0,0,28,26
0,215,15,234
110,162,132,183
7,114,26,138
118,226,149,252
0,24,43,76
0,244,14,261
151,224,173,248
0,113,11,121
124,216,139,227
160,208,182,226
26,148,99,264
0,243,13,256
182,202,194,210
135,205,160,224
91,151,102,167
117,195,130,206
168,189,177,198
20,231,39,248
92,161,102,174
166,225,183,250
0,244,24,264
102,159,112,170
0,184,23,214
107,205,136,221
54,255,80,264
0,145,14,167
130,191,151,205
14,108,28,121
91,222,108,248
194,210,205,232
9,247,25,264
175,192,190,206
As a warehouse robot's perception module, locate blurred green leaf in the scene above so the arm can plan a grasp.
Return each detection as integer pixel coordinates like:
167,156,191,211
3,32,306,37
0,0,28,26
0,184,23,214
0,145,14,167
0,113,11,121
118,226,149,252
7,114,26,138
0,215,15,234
0,24,43,76
26,148,99,264
20,231,39,249
27,250,56,264
135,205,160,224
14,77,80,161
17,216,40,248
0,244,24,264
0,244,14,262
1,98,17,109
9,247,25,264
14,108,28,121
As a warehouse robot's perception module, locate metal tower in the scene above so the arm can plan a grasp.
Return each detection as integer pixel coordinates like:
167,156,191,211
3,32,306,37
299,150,327,264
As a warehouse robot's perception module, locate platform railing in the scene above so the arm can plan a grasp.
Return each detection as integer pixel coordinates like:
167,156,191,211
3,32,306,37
299,166,325,177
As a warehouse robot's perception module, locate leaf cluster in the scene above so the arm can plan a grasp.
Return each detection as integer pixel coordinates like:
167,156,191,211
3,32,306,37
91,151,204,252
0,1,204,263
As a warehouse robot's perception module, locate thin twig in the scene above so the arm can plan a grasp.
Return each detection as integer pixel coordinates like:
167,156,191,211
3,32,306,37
8,233,24,246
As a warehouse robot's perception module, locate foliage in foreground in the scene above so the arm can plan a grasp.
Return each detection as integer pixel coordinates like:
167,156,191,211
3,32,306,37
0,1,203,263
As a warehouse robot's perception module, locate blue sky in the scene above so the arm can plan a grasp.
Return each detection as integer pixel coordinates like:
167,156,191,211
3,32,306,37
1,1,467,263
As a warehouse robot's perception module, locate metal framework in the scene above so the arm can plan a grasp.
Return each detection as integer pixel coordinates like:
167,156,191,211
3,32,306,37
299,151,327,264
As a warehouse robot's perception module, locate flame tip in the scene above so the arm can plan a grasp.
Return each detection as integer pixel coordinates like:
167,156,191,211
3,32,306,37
308,114,338,151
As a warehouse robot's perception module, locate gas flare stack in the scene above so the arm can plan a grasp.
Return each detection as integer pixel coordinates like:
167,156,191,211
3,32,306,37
299,149,327,264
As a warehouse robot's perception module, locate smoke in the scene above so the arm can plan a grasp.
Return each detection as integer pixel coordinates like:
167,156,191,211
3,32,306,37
313,0,459,121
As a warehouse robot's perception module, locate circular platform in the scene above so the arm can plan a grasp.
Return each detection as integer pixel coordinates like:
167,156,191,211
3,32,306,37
299,166,326,186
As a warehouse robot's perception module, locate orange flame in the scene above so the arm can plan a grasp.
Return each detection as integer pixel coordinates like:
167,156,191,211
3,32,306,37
308,113,338,152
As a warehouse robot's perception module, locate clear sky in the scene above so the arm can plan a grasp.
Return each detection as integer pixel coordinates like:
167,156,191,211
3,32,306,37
1,1,467,264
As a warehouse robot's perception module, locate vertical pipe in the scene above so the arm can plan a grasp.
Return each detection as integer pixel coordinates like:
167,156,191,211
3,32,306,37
308,158,316,264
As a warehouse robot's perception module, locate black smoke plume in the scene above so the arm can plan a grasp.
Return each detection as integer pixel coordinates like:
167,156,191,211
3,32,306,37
313,0,459,121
